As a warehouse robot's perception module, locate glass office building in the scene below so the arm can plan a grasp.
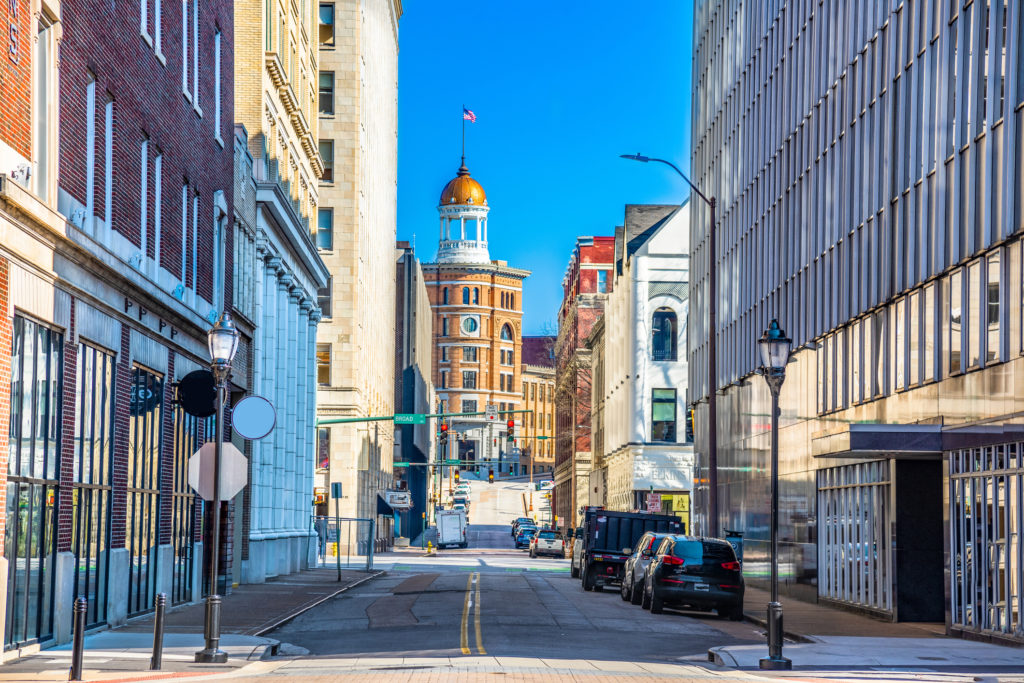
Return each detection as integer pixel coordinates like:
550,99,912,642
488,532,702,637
691,0,1024,642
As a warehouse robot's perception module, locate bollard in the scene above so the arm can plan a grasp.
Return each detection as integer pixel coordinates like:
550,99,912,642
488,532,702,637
150,593,167,670
70,596,87,681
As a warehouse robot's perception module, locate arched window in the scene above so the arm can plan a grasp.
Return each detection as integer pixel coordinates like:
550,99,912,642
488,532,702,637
462,287,470,304
651,308,677,361
510,293,515,309
473,287,479,304
501,323,513,341
442,287,448,304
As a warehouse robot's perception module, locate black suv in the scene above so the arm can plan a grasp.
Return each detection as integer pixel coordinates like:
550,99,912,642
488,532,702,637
642,536,744,620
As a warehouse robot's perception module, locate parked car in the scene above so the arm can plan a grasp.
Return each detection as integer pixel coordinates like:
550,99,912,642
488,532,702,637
620,532,676,604
436,508,468,549
641,536,744,620
576,508,683,591
570,531,584,577
530,529,566,558
515,526,539,549
511,517,534,537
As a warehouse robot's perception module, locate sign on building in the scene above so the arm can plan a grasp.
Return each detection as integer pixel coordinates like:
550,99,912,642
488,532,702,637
646,493,662,514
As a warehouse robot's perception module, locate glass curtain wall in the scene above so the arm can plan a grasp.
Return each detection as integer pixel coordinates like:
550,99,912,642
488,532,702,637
817,461,892,614
72,343,115,628
126,367,163,616
950,442,1023,637
4,316,61,650
171,402,210,605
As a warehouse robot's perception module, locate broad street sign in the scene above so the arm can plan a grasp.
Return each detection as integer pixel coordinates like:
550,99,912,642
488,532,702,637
394,413,425,425
188,442,248,501
444,459,460,465
393,461,411,467
485,404,498,421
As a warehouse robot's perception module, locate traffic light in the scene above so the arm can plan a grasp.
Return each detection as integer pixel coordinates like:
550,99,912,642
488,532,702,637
488,469,494,483
454,469,460,482
440,421,449,445
685,407,694,442
506,419,515,443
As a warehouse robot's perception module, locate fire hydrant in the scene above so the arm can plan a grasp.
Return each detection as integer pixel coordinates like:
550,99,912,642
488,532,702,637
426,541,435,556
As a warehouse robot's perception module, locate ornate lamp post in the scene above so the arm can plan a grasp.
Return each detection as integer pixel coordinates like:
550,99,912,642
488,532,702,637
619,153,719,538
195,313,240,663
757,319,792,671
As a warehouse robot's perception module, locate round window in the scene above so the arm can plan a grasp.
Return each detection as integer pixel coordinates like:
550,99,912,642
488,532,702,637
461,316,479,334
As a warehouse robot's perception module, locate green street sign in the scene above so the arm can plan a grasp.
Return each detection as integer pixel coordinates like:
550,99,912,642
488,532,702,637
535,436,550,440
393,461,410,467
444,459,460,465
394,414,425,425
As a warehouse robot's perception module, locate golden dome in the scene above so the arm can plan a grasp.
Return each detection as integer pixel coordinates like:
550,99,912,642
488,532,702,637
439,161,487,206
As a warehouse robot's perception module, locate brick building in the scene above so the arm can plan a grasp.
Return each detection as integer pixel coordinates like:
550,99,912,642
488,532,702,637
1,0,235,651
520,336,556,476
552,236,614,529
424,160,530,476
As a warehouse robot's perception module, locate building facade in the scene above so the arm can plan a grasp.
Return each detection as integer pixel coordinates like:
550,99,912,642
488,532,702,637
424,160,530,475
692,0,1024,639
589,205,692,530
520,336,556,476
2,0,233,650
553,236,614,529
233,0,330,581
393,242,435,540
315,0,402,541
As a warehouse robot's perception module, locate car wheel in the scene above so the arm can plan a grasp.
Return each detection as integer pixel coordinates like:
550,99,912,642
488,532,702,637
650,588,664,614
582,565,595,592
726,604,744,621
641,583,652,610
570,563,580,578
620,577,631,601
629,578,643,605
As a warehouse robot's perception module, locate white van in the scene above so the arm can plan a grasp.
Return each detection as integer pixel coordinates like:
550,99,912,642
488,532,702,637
436,509,468,549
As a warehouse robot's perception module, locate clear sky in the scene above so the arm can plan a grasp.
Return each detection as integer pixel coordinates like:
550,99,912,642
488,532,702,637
397,2,692,335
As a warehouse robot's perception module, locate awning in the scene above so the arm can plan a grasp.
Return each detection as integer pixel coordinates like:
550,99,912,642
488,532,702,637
812,423,1024,459
377,494,395,515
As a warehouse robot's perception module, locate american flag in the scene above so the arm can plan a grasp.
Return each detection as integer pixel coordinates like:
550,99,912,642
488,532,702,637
463,108,477,123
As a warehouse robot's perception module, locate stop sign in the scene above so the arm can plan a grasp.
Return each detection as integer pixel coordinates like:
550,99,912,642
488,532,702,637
188,442,248,501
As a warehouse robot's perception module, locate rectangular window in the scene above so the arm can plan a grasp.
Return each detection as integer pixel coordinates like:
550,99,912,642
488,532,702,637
968,260,982,368
85,75,96,231
180,0,189,95
126,367,162,616
439,370,447,389
499,374,505,392
191,0,199,110
318,71,334,114
462,371,477,389
34,16,55,201
317,277,331,318
319,140,334,182
317,428,330,470
141,0,149,38
214,30,222,141
212,207,226,311
316,208,333,249
180,183,188,283
909,292,921,386
597,270,607,293
316,344,331,385
986,252,1001,364
441,317,448,337
153,153,162,267
191,193,198,291
924,283,936,382
318,3,334,45
139,137,148,258
154,0,162,56
950,270,963,374
73,343,114,628
463,346,477,362
461,400,477,414
104,98,114,230
531,383,536,400
440,347,448,362
651,388,676,442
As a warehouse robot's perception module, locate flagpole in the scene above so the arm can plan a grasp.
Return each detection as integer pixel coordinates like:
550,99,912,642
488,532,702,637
461,103,466,163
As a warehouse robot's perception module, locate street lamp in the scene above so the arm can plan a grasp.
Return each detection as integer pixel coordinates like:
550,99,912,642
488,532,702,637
757,319,792,671
619,153,720,538
195,312,240,664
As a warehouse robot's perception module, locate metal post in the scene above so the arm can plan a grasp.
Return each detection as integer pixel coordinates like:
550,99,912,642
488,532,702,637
346,518,352,568
759,380,791,670
195,376,228,663
367,517,376,570
335,496,342,581
150,593,167,670
70,596,87,681
707,196,719,539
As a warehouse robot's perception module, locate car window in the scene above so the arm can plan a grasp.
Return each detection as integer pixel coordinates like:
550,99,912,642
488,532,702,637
654,538,672,556
538,531,557,539
671,539,737,562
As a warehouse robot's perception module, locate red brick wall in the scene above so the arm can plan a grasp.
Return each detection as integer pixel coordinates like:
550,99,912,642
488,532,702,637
110,326,131,548
0,258,10,544
0,0,32,158
57,298,77,553
58,0,235,306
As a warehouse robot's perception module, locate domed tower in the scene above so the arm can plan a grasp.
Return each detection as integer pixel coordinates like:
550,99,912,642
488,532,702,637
436,160,490,263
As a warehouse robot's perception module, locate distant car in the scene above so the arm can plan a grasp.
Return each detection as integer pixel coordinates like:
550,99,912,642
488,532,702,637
642,536,744,620
570,534,584,577
511,517,534,536
530,529,566,558
620,532,675,604
539,480,554,490
454,484,471,495
515,527,538,549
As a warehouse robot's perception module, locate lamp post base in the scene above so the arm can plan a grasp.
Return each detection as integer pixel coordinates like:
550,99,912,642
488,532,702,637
194,594,228,663
758,656,792,670
194,648,229,664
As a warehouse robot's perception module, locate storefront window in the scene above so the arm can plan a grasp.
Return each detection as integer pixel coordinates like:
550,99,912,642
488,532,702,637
950,270,963,374
171,402,209,605
127,367,163,616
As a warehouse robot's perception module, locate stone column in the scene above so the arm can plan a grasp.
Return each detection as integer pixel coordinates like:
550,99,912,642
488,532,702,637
308,308,321,532
296,299,312,534
274,270,293,542
259,255,283,538
460,216,465,240
285,285,300,538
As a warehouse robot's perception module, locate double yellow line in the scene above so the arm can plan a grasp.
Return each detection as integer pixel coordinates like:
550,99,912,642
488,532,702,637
459,571,485,655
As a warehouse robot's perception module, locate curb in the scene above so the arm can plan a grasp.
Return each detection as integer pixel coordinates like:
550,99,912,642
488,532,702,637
254,570,386,644
740,609,816,644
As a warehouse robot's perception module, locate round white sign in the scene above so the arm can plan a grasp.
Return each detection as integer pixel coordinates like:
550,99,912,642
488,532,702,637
232,395,276,440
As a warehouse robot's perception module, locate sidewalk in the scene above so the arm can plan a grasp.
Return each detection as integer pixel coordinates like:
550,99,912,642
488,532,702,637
708,585,1024,675
0,568,381,682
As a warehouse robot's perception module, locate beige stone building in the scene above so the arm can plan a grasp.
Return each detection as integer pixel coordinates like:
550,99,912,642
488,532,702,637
520,336,556,476
424,161,530,475
314,0,402,538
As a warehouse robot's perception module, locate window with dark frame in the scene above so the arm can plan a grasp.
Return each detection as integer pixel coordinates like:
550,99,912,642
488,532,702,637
317,277,332,318
651,388,676,442
318,71,334,114
462,371,477,389
652,307,677,361
126,366,163,616
316,344,331,385
317,208,333,250
318,3,334,45
319,139,334,182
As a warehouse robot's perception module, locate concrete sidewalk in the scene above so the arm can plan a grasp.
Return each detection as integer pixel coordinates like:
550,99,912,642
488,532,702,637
708,585,1024,676
0,568,381,682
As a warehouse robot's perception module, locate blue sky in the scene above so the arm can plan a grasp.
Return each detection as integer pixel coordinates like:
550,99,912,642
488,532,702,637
397,2,692,335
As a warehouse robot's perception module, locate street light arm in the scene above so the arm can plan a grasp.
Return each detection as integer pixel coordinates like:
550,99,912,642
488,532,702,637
619,154,713,207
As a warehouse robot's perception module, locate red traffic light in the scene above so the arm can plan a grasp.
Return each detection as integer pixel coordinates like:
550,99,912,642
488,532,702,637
506,419,514,428
440,423,449,432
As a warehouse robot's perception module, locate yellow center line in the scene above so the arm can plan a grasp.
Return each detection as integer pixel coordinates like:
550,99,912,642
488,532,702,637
459,572,472,654
473,571,486,654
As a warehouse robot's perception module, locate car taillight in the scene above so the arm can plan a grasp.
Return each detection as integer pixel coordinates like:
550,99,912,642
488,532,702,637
661,556,685,566
721,561,741,571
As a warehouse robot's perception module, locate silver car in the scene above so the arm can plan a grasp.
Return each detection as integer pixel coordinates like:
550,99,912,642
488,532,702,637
620,531,675,605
